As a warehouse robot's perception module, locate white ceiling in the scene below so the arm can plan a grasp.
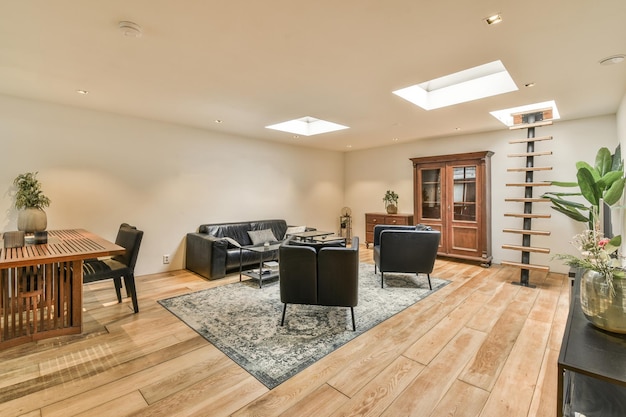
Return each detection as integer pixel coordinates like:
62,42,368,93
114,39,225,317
1,0,625,151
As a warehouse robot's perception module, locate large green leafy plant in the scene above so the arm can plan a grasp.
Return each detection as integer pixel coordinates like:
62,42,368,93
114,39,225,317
542,145,625,231
13,172,51,210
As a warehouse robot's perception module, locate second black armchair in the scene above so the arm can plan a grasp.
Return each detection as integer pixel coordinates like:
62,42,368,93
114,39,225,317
373,225,440,289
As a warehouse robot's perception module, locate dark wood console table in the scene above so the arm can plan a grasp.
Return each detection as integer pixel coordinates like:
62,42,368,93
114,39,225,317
557,270,626,416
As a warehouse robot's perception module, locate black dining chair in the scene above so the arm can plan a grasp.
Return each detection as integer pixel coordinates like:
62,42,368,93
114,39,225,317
83,223,144,313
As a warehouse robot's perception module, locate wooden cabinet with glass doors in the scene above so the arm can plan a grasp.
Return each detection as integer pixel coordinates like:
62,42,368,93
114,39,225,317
411,151,493,265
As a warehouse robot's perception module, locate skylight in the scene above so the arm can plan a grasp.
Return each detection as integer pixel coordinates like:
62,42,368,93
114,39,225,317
265,116,349,136
392,60,518,110
490,100,560,127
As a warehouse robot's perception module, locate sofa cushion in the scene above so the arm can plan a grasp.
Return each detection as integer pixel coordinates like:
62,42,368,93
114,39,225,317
250,220,288,243
203,223,253,246
248,229,277,245
222,237,242,248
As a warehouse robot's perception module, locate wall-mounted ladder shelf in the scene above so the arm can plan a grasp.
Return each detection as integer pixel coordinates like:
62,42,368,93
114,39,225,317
501,111,553,287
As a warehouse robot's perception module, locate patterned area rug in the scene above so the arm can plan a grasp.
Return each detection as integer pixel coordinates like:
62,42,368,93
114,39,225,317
158,263,448,389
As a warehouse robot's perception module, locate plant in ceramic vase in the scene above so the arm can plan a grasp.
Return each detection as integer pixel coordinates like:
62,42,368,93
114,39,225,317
544,145,626,333
13,171,51,232
383,190,398,214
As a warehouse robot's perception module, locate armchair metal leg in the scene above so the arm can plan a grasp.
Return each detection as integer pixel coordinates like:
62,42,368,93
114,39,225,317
381,272,384,288
281,303,287,326
350,307,356,331
427,273,432,290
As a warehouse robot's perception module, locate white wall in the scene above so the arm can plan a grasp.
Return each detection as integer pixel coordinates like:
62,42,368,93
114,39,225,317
0,95,344,275
2,93,622,277
345,115,618,274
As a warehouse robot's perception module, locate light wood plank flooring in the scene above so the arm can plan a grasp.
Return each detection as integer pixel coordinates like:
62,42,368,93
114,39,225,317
0,246,569,416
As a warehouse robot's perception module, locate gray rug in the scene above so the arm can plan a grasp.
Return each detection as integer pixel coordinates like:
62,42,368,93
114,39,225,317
158,263,448,389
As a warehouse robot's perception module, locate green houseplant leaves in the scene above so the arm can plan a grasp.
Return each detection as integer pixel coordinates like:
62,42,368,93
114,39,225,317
542,145,624,230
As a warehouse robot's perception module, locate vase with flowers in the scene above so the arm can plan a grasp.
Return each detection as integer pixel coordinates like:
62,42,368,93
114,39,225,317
556,229,626,333
545,145,626,333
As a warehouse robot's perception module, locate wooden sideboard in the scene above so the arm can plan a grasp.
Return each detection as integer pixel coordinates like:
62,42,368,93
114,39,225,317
364,212,414,248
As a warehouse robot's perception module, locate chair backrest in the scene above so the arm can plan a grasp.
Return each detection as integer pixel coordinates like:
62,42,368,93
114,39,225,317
112,223,144,269
317,236,360,307
373,224,415,246
379,230,440,274
279,239,318,305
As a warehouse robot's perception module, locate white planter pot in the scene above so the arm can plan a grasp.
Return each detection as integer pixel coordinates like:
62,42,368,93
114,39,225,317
17,208,47,233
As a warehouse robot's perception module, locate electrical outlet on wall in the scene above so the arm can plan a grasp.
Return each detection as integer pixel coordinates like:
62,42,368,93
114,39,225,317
163,254,170,264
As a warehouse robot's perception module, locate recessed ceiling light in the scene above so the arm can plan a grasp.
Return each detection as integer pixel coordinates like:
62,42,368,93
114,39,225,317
393,60,518,110
214,119,223,123
599,55,625,66
346,145,352,149
524,82,536,88
490,100,560,127
485,14,502,25
292,135,300,139
266,116,349,136
392,138,399,142
76,89,89,95
119,21,142,37
455,127,461,131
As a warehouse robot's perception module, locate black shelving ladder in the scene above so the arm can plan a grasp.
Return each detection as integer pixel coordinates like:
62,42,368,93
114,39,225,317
501,110,552,287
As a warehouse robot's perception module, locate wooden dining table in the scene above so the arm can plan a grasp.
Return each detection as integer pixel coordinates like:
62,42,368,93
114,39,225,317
0,229,124,349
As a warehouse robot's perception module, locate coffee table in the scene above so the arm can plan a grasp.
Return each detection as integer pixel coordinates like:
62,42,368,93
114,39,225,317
312,235,347,245
239,242,281,288
289,230,334,242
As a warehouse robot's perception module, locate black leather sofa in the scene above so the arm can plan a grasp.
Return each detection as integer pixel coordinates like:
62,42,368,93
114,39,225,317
186,219,295,280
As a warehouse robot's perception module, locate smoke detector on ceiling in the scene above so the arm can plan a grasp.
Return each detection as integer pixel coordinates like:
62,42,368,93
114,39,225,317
119,21,142,37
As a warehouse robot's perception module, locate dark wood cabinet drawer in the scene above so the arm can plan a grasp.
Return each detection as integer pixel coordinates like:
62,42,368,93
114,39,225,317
364,213,414,247
366,214,386,224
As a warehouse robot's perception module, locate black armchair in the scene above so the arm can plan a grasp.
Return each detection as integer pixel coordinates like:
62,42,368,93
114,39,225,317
279,236,360,330
373,225,440,289
83,223,144,313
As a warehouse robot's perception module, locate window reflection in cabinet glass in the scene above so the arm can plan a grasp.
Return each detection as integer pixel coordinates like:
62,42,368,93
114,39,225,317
453,166,476,221
421,168,441,219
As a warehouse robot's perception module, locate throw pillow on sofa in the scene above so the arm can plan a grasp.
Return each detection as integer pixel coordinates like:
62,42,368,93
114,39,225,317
248,229,277,245
222,237,242,248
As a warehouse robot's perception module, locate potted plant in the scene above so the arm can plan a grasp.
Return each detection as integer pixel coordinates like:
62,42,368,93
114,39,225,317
383,190,399,214
543,145,626,333
542,145,624,230
13,171,51,233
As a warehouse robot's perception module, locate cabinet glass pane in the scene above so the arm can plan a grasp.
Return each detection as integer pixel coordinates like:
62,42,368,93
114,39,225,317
453,166,476,221
421,168,441,219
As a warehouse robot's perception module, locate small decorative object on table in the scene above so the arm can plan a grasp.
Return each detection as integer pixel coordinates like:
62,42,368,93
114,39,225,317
383,190,399,214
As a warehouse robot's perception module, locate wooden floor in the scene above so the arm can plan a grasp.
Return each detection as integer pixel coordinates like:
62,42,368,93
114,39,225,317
0,246,570,417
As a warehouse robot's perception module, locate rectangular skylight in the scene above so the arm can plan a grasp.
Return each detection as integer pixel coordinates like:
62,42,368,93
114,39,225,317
393,60,518,110
266,116,349,136
490,100,560,126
